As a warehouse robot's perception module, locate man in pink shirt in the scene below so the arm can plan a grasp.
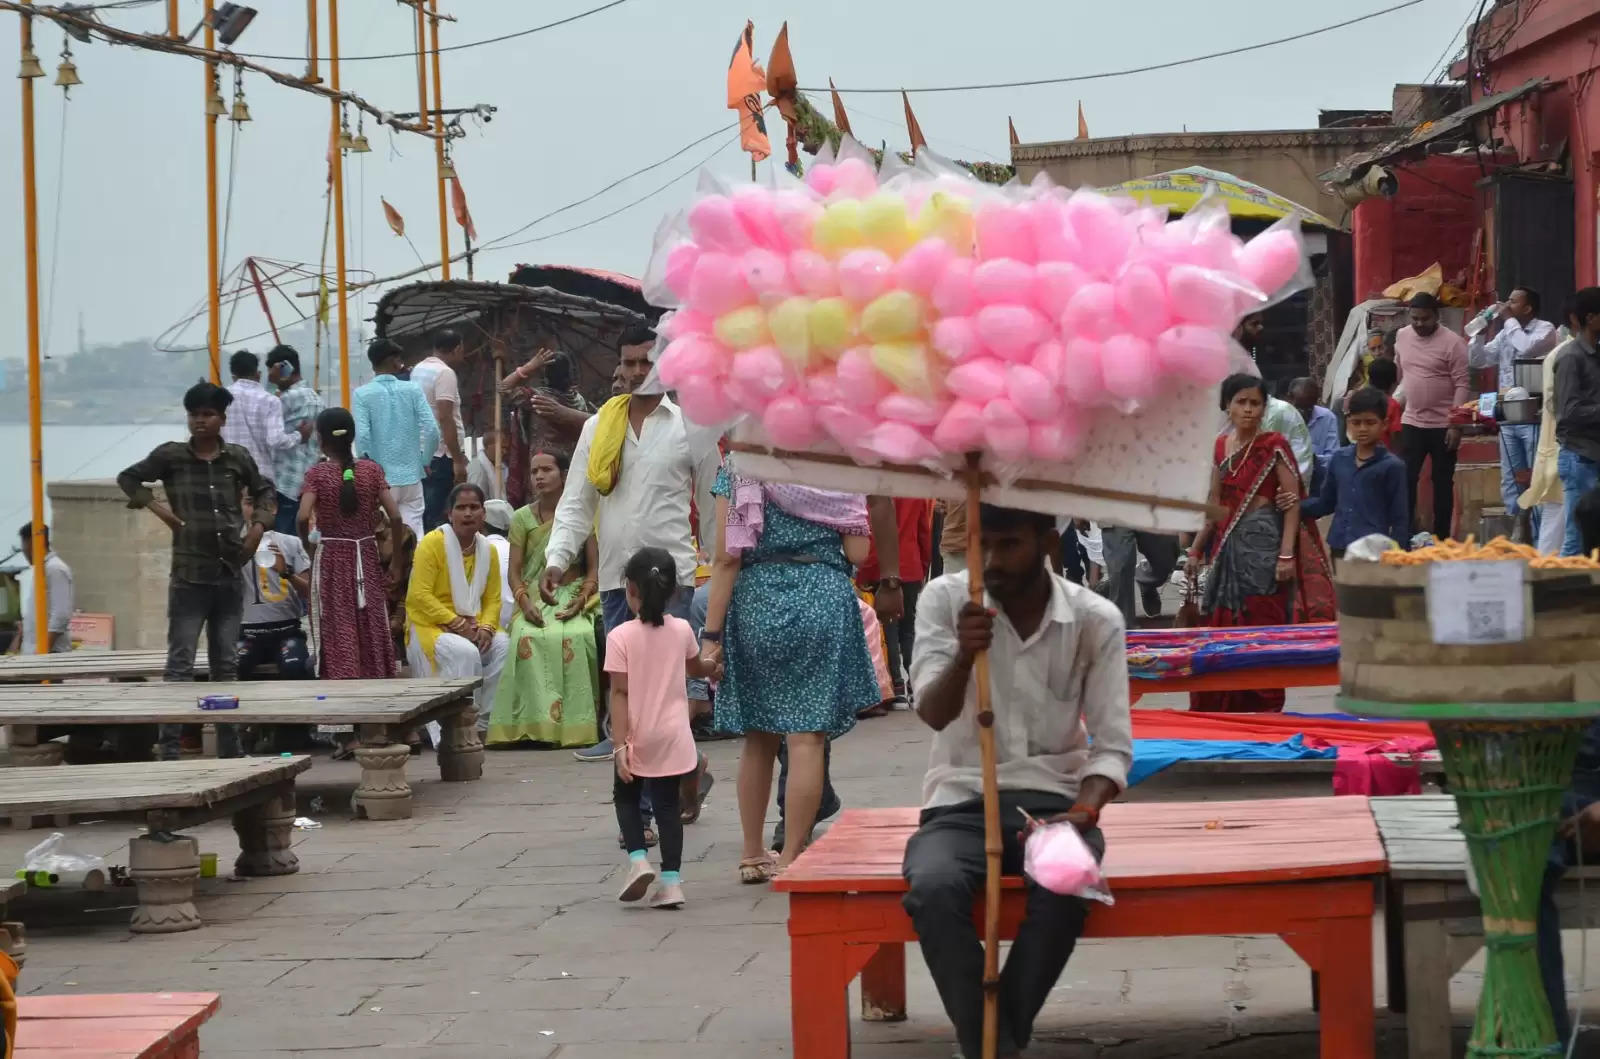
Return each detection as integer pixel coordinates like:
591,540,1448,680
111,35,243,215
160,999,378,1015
1395,292,1470,538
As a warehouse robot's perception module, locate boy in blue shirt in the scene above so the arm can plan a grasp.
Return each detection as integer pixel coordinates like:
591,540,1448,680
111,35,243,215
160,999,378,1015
1301,387,1409,557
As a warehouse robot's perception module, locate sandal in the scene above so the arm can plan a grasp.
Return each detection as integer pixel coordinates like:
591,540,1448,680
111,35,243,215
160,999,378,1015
679,757,713,825
738,854,778,884
618,827,658,850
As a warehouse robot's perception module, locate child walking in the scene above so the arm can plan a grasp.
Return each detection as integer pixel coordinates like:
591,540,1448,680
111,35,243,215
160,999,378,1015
607,547,717,908
1301,385,1410,558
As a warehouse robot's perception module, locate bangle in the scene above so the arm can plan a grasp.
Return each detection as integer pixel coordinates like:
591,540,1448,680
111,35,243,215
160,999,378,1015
1070,803,1101,828
701,629,723,643
879,576,903,590
1278,554,1294,560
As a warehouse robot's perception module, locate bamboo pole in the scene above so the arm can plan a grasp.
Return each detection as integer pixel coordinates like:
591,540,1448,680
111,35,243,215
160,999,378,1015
427,0,450,280
327,0,350,405
304,0,319,82
962,451,1001,1059
492,356,503,497
203,0,221,382
18,3,48,655
166,0,179,38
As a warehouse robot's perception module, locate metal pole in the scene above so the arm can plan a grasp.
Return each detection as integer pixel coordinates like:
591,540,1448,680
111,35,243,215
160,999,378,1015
304,0,319,83
328,0,350,404
19,3,48,655
427,0,450,280
166,0,179,38
204,0,221,383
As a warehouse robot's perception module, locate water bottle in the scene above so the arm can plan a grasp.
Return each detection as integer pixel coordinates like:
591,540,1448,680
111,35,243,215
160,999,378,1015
1464,303,1502,338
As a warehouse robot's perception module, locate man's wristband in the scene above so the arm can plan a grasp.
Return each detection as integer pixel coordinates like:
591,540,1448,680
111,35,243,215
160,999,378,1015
701,629,723,643
879,576,903,590
1070,803,1101,828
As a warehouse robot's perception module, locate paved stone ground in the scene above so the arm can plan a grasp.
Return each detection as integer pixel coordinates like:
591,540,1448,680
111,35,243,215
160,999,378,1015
6,688,1600,1057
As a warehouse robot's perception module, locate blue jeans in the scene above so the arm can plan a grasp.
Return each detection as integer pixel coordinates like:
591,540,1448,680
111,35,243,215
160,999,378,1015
160,577,244,760
1558,448,1600,555
274,491,300,536
421,454,455,533
1499,423,1538,522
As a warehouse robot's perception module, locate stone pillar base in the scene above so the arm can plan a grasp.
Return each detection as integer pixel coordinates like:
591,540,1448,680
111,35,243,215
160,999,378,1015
353,738,412,821
437,705,485,782
233,790,300,876
129,835,201,934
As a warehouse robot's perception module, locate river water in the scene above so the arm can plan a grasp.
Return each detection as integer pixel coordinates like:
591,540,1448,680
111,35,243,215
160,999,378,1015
0,422,186,535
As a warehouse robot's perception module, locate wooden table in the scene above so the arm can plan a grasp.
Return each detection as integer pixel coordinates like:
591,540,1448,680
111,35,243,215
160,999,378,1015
0,650,200,684
0,757,309,932
1128,661,1340,704
774,798,1385,1058
1372,794,1600,1059
18,992,219,1056
0,678,483,821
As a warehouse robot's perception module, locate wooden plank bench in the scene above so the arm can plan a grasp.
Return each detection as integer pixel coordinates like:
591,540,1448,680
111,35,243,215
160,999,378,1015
0,650,201,685
773,797,1385,1058
0,757,309,932
17,992,219,1057
1127,662,1340,704
0,678,482,820
1372,794,1600,1059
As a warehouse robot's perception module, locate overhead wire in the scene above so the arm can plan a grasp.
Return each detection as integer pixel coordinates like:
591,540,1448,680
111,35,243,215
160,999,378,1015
810,0,1428,94
238,0,639,63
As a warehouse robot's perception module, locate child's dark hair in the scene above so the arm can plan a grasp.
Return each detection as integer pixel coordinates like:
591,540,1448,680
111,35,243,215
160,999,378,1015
317,407,360,515
1577,486,1600,558
183,381,232,414
1347,386,1389,420
1367,356,1398,393
624,546,676,626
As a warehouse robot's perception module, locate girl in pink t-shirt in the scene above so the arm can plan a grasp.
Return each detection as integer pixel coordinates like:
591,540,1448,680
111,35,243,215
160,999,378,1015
607,547,717,909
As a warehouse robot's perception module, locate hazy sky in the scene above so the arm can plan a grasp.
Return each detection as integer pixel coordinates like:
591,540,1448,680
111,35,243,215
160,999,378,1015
0,0,1469,356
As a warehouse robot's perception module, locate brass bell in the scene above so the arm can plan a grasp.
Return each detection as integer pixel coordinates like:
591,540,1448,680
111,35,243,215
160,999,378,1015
230,96,251,123
437,156,457,181
206,87,226,117
337,126,355,151
54,58,80,88
350,132,371,153
18,45,44,80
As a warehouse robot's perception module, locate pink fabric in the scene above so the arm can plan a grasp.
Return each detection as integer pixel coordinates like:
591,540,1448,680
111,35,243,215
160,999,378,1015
724,475,871,555
1330,737,1433,797
603,616,700,777
859,597,894,700
1395,325,1469,428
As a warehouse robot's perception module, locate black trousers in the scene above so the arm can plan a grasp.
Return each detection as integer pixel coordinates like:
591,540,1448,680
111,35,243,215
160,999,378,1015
776,737,837,821
1401,424,1457,538
902,791,1104,1059
882,580,923,697
614,770,688,871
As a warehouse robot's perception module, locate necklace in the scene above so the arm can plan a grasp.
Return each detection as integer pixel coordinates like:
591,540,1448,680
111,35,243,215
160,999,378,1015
1226,434,1257,475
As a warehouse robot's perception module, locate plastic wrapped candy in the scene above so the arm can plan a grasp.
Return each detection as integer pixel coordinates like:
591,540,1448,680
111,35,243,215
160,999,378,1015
640,136,1313,467
1021,813,1113,903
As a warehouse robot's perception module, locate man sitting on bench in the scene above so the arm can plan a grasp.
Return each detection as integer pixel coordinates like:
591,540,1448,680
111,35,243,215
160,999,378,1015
904,503,1133,1059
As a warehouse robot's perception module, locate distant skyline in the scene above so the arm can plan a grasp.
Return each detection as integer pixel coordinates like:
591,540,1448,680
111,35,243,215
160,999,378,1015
0,0,1468,357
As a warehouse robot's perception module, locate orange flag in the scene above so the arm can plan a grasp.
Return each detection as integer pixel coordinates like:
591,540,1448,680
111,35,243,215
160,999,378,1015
1008,117,1020,147
381,197,405,238
726,20,770,163
765,22,798,126
451,177,477,243
829,77,852,139
1076,101,1089,140
902,90,926,157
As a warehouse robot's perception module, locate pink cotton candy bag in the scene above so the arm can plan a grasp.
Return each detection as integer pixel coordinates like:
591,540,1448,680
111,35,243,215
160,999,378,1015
1020,809,1114,904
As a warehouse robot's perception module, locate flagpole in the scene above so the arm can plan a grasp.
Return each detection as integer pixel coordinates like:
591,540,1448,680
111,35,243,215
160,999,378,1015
427,0,450,281
328,0,351,405
203,0,221,382
18,2,48,655
463,226,474,280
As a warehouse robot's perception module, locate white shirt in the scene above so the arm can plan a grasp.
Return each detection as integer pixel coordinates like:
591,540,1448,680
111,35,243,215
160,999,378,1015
1470,316,1558,392
467,452,506,502
409,356,465,461
222,379,299,482
911,570,1133,809
486,533,514,629
546,396,720,592
18,552,74,648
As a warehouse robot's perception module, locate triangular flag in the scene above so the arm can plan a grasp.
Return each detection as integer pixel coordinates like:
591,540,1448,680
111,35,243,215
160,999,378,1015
726,20,770,163
451,176,477,243
902,90,926,157
1008,117,1020,147
829,77,852,138
765,21,800,167
381,197,405,238
1076,101,1089,140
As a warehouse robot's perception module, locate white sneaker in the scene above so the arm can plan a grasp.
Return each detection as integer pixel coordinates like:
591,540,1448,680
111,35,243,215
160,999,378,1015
648,882,685,909
617,858,656,902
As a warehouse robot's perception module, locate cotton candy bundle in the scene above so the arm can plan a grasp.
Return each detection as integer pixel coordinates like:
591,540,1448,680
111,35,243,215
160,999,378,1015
1023,819,1112,902
649,149,1305,468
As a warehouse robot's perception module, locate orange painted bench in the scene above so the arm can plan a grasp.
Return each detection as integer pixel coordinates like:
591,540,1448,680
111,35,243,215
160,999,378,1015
773,797,1384,1058
1127,662,1341,704
16,992,219,1058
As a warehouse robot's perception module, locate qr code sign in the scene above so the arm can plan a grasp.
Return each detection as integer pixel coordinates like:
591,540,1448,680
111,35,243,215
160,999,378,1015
1465,600,1508,642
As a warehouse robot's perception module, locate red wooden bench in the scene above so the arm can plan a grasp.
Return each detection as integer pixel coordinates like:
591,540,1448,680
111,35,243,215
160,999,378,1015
773,797,1384,1058
16,992,219,1058
1127,662,1340,704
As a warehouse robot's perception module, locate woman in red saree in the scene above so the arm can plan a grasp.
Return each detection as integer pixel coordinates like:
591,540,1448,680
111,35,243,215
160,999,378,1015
1186,374,1335,711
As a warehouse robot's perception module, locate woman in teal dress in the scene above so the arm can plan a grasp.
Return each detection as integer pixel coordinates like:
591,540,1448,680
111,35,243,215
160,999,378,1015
700,463,879,881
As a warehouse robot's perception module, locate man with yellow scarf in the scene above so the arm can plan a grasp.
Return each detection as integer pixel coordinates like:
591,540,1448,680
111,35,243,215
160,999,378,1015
542,326,721,773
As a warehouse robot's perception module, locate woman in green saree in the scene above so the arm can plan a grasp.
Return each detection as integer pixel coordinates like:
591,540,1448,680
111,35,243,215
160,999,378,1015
486,450,601,747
